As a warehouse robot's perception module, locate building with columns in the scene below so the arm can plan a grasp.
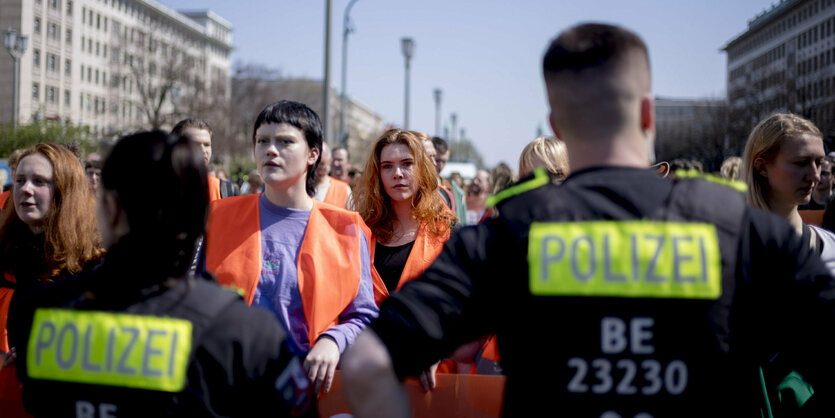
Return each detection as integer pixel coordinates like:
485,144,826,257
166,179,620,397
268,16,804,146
0,0,232,135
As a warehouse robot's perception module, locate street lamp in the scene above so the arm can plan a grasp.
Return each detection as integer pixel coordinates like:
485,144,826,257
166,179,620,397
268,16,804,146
433,88,442,137
400,37,414,129
5,28,28,129
339,0,359,149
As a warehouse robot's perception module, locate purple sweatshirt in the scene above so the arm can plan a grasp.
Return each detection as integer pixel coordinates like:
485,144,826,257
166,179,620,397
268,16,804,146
252,194,378,355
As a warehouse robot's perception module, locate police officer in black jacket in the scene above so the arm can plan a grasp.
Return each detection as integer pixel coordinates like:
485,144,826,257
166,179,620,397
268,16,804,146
341,24,835,417
10,131,315,417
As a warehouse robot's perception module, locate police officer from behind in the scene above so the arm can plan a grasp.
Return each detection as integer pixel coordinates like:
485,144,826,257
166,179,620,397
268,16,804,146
342,24,835,417
10,131,315,417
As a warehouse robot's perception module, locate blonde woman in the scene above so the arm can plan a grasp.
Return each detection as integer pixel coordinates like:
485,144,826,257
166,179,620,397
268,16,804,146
743,113,835,269
518,136,569,183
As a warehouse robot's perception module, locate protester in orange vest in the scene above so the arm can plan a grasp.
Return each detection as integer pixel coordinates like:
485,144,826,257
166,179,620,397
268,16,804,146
204,100,382,395
313,142,353,209
172,118,237,201
354,129,457,386
0,144,103,417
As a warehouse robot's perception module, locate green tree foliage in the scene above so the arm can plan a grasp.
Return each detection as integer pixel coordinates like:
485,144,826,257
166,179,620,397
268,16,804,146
0,122,96,158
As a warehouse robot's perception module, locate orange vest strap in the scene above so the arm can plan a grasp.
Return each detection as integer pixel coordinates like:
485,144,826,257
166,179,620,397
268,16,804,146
324,177,350,207
370,222,448,303
206,194,262,304
0,191,9,210
208,175,222,202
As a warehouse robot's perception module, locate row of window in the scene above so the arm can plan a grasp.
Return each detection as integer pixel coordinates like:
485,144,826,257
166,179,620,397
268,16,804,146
32,83,70,107
729,0,835,62
32,49,72,76
35,0,73,16
82,6,108,32
80,36,107,58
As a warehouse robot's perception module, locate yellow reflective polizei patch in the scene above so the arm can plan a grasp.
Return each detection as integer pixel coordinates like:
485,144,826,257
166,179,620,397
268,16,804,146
27,309,193,392
528,221,721,299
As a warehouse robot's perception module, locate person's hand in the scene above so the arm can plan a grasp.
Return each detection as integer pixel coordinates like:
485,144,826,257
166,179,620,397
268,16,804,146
419,361,439,391
304,337,340,394
2,347,16,367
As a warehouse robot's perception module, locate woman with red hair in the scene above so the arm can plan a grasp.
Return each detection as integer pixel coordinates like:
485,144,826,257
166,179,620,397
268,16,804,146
355,130,456,299
355,130,457,387
0,143,103,416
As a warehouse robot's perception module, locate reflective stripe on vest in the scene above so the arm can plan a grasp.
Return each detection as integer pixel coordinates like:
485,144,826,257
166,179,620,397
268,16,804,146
370,222,449,304
208,175,222,202
324,177,350,208
528,221,722,299
673,169,747,193
206,195,381,345
27,309,192,392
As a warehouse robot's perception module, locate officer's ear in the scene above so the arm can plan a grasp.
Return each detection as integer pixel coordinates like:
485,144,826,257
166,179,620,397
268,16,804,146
640,94,655,133
549,112,561,140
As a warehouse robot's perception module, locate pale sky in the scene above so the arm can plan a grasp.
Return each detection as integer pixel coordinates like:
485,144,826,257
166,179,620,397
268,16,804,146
164,0,777,167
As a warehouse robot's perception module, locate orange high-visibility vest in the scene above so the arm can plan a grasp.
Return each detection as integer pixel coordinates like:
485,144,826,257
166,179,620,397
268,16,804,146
370,222,449,304
324,177,351,208
470,335,502,375
0,190,9,210
208,175,222,202
205,194,383,345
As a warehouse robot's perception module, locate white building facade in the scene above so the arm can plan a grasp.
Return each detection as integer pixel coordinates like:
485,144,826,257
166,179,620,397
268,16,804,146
0,0,232,134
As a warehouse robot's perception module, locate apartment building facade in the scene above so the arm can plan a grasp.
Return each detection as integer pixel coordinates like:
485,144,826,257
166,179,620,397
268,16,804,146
0,0,232,135
724,0,835,142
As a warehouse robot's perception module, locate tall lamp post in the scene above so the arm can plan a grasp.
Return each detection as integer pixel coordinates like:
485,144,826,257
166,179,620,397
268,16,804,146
4,28,28,129
339,0,359,149
433,88,442,137
400,37,414,129
323,0,332,145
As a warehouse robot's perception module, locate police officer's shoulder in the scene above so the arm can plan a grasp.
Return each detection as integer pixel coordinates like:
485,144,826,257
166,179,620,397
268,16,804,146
487,167,553,209
673,169,747,194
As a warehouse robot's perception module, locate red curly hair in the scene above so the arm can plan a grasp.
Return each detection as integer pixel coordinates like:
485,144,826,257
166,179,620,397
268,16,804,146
0,143,103,281
355,130,455,243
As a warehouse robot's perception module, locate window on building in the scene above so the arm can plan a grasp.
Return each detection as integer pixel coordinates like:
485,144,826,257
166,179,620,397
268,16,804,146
48,23,59,41
65,59,71,75
88,38,92,52
87,67,91,82
82,7,85,23
65,28,71,44
47,86,56,104
80,64,84,81
66,0,72,15
88,10,93,26
34,18,41,34
103,45,107,58
33,49,40,67
96,14,100,29
50,0,58,10
95,42,99,56
33,83,40,101
48,54,56,71
103,17,107,32
81,35,84,51
64,90,70,106
95,69,99,84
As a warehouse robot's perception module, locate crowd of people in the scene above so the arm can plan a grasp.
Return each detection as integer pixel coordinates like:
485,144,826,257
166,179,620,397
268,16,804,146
1,21,835,417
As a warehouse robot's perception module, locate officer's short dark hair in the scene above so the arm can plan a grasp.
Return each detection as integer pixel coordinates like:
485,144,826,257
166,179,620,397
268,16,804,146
542,23,650,138
432,136,449,154
543,23,648,76
252,100,322,197
102,130,208,277
171,118,213,139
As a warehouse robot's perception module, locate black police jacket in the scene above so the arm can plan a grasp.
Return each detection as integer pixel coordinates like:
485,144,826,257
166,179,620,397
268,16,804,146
9,240,315,417
372,166,835,417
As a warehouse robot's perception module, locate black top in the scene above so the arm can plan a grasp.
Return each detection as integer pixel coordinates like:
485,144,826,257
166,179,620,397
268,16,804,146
374,240,415,293
10,238,316,417
371,167,835,417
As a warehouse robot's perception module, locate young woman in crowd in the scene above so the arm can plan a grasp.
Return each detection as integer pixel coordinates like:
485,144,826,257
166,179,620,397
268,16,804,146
743,112,835,271
0,143,103,416
354,129,457,385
